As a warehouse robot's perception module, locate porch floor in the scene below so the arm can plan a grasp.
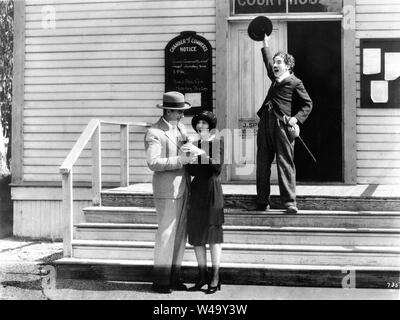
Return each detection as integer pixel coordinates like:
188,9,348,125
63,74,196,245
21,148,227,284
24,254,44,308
105,183,400,198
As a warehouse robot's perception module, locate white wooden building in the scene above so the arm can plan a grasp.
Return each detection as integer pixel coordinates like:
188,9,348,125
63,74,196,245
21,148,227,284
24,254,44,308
11,0,400,239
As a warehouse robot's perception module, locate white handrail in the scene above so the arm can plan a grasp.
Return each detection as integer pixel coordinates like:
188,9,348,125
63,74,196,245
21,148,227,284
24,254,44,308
60,119,100,174
59,119,151,257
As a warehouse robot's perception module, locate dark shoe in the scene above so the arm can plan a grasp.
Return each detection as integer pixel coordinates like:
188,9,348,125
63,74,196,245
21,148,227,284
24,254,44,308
206,280,221,295
255,204,270,211
170,281,188,291
285,206,298,214
152,283,172,294
188,278,209,292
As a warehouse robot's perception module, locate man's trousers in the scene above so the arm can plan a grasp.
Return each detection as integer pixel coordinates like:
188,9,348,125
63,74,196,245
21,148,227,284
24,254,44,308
256,107,296,208
153,188,189,286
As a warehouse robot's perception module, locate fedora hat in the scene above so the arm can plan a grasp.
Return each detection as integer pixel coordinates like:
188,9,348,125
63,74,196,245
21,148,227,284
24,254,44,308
248,16,273,42
156,91,191,110
192,111,217,131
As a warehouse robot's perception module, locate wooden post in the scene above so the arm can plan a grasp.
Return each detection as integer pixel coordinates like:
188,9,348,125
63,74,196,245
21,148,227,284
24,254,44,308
62,171,73,258
92,124,102,206
216,0,230,182
342,0,357,184
11,0,26,184
120,124,129,187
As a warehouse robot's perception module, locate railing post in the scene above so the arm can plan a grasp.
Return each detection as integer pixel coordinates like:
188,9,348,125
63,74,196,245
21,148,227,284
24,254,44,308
62,171,73,258
120,124,129,187
92,123,102,206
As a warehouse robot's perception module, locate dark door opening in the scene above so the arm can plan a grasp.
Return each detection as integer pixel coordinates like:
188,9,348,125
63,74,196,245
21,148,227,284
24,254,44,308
288,21,343,182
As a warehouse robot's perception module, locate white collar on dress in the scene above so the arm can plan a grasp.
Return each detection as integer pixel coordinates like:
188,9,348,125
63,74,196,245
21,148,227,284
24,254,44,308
199,134,215,142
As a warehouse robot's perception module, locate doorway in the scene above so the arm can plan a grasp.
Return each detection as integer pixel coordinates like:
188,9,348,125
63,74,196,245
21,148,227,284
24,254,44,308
288,21,342,182
228,20,343,182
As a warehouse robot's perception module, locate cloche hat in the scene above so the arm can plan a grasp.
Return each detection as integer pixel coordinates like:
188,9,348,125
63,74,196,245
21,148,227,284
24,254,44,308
192,111,217,131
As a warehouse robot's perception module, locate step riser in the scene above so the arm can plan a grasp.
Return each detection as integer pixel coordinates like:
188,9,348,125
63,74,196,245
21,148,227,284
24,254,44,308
75,228,400,247
101,194,400,212
55,262,400,289
72,246,400,267
84,212,400,229
85,213,156,225
230,216,400,229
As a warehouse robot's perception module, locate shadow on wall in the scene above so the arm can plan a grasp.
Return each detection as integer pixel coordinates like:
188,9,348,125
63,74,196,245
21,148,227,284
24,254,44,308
0,174,13,238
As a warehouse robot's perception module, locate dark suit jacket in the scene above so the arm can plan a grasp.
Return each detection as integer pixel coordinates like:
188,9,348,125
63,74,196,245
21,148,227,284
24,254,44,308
257,47,313,124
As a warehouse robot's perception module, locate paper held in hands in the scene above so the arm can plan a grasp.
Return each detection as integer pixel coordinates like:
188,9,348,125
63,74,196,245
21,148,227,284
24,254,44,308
181,142,206,156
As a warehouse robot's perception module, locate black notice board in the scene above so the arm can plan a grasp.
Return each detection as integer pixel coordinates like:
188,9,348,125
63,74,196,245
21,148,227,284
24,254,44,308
165,31,213,116
361,38,400,108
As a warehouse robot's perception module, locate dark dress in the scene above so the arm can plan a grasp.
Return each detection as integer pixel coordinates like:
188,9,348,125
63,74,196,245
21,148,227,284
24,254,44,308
187,137,224,246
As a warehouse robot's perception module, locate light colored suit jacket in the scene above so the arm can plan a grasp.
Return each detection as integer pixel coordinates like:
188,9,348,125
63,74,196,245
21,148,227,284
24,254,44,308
144,117,190,199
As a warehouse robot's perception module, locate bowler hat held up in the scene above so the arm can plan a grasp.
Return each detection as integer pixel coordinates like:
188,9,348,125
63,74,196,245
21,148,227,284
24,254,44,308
248,16,273,42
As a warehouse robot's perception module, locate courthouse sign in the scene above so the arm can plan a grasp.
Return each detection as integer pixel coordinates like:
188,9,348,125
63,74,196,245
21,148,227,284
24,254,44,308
234,0,342,14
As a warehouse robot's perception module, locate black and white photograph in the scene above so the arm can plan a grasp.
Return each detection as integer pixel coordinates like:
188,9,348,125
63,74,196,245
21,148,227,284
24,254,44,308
0,0,399,304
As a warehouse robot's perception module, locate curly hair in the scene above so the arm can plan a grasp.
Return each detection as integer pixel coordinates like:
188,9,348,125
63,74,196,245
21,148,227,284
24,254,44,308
273,52,295,72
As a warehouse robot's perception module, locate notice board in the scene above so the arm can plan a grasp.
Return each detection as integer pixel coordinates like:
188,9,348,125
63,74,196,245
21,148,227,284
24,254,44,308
361,39,400,108
165,31,213,116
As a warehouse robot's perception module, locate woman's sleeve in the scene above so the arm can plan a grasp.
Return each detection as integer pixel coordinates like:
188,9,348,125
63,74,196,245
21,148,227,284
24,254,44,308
209,138,224,173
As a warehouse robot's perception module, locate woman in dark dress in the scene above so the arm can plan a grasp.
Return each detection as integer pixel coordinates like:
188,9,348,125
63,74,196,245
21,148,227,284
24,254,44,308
186,111,224,294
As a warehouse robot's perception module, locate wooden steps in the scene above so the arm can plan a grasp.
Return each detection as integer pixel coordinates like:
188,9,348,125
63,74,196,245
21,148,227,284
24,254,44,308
83,206,400,229
75,222,400,247
54,258,400,289
101,191,400,211
53,185,400,288
71,240,400,268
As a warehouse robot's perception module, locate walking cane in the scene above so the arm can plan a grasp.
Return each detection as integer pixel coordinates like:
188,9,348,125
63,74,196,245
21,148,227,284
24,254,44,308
274,110,318,164
297,136,317,163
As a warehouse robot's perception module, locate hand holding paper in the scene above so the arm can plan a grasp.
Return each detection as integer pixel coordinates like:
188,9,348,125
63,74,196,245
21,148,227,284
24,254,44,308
181,142,206,156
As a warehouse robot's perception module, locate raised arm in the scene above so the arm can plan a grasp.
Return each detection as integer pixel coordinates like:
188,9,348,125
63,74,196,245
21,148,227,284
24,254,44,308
209,138,224,174
261,35,275,82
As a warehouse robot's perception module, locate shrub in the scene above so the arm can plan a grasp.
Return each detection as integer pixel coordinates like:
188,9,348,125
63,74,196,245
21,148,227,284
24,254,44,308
0,0,13,173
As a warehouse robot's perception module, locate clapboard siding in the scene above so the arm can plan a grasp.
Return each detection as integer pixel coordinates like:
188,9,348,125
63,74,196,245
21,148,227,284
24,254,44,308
355,0,400,184
24,149,146,158
23,175,151,183
25,42,216,53
13,200,92,240
23,0,217,184
25,1,214,13
25,34,217,45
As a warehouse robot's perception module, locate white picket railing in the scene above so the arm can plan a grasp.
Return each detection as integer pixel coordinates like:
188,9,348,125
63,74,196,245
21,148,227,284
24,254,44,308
59,119,150,257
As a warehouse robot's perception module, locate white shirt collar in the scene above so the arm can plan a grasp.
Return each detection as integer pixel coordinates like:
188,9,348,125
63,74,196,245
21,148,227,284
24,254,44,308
276,71,291,83
162,117,174,129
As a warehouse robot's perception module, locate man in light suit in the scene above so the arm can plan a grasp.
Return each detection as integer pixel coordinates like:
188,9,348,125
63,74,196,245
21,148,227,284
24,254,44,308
145,91,196,294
